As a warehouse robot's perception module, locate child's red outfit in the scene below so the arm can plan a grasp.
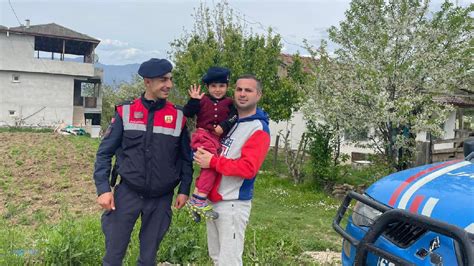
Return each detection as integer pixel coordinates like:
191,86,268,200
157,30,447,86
191,128,220,193
184,95,236,194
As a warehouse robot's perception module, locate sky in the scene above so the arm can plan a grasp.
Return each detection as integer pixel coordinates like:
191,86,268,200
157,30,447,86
1,0,470,65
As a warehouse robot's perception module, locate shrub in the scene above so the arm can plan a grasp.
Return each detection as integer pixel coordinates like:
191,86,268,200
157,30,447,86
306,121,338,189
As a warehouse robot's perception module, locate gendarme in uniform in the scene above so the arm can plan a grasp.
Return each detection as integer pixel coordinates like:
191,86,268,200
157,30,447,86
93,58,193,266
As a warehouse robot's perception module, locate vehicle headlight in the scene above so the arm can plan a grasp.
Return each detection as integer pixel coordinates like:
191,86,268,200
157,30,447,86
352,201,383,227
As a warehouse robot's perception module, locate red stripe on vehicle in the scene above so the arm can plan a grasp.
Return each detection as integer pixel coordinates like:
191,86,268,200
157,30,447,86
409,195,425,213
388,160,459,207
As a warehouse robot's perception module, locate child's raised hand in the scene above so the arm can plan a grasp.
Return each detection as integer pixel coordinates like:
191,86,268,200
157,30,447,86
188,84,204,99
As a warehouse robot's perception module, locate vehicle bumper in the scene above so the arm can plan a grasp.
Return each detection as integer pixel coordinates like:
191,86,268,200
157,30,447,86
333,191,474,266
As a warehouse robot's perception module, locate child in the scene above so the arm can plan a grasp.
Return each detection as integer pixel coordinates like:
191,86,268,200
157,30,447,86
183,67,237,221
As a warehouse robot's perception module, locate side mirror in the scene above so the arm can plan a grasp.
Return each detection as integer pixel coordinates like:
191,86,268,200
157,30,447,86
463,138,474,160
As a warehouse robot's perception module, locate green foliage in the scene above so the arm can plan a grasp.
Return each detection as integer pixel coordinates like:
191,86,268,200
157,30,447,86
304,0,473,170
157,210,209,264
0,219,35,265
37,214,103,265
170,1,306,122
306,121,337,188
336,159,393,187
259,147,289,176
0,127,53,133
100,76,144,130
100,85,119,130
303,120,394,190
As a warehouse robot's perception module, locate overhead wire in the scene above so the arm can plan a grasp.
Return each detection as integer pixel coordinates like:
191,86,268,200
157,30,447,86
225,1,310,52
8,0,23,26
5,0,78,72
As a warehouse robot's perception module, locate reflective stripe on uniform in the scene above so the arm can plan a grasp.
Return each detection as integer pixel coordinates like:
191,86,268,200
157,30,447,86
122,104,183,136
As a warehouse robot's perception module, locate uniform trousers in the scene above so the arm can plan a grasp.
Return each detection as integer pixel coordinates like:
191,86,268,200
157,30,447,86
101,183,173,266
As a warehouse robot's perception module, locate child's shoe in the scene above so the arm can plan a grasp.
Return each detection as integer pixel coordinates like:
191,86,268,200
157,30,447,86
186,194,219,220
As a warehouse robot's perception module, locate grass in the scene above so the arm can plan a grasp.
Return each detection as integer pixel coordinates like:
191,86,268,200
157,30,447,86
0,127,53,133
0,131,343,264
0,175,342,264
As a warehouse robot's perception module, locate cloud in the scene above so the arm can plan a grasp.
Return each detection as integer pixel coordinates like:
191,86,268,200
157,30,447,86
121,48,140,59
98,38,129,50
96,46,163,65
95,37,165,64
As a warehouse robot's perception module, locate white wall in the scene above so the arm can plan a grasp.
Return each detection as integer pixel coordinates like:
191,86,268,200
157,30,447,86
268,111,375,156
269,111,307,149
0,33,95,77
0,72,74,126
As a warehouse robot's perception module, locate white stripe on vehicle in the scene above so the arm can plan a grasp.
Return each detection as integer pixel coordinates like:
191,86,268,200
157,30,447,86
398,161,471,209
420,197,439,217
465,223,474,234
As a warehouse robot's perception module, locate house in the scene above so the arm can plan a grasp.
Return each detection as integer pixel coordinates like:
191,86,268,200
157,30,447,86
0,21,103,137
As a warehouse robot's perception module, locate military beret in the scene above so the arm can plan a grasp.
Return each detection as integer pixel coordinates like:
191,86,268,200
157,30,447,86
138,58,173,78
202,67,231,84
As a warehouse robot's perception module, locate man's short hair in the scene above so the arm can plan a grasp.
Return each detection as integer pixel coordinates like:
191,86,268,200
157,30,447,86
236,74,262,93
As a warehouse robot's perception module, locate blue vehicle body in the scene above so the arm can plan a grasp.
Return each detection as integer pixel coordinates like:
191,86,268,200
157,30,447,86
334,160,474,266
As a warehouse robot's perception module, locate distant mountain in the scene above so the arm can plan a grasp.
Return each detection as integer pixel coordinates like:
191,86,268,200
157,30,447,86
96,63,140,86
65,57,139,86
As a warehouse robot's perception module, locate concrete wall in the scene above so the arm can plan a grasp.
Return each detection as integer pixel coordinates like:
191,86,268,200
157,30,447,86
0,33,95,77
0,71,74,126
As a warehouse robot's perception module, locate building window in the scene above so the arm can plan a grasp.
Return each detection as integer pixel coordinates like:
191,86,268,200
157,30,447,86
85,113,101,126
344,128,369,142
8,110,16,116
12,74,20,83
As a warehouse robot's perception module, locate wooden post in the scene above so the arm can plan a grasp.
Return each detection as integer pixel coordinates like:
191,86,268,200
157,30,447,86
62,40,65,61
273,135,280,169
428,132,433,163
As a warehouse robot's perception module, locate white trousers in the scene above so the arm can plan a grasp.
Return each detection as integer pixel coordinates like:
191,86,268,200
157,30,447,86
206,200,252,266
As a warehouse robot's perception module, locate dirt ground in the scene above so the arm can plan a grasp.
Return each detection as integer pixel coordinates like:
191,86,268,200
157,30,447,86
0,132,99,226
302,251,342,265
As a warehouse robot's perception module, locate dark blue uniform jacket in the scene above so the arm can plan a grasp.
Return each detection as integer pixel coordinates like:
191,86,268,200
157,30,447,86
93,95,193,198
